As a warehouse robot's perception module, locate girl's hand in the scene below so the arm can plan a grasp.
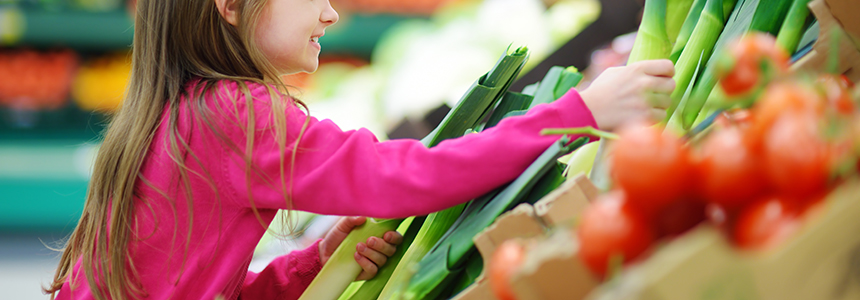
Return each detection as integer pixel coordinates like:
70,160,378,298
319,216,404,281
580,59,676,131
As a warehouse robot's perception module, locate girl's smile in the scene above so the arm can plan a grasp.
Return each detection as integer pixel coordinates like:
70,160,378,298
254,0,338,75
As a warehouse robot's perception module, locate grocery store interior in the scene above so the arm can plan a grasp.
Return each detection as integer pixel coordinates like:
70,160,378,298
2,0,859,299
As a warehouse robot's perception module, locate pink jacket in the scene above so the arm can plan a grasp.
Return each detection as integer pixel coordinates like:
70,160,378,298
56,80,597,299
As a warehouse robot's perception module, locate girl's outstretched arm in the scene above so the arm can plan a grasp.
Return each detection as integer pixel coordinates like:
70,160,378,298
219,84,597,218
215,60,672,218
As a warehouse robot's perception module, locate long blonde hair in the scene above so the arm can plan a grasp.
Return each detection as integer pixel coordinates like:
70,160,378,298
44,0,304,299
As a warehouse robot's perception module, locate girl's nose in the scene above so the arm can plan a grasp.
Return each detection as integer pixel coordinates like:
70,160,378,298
321,1,339,25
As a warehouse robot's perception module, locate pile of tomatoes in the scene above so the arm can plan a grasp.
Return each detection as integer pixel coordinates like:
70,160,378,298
576,33,860,279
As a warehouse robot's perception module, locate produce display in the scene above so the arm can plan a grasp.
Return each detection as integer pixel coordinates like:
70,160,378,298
471,0,860,298
71,52,131,113
301,0,860,299
0,49,78,110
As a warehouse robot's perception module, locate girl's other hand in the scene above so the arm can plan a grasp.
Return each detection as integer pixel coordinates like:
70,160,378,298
319,216,404,281
580,59,676,131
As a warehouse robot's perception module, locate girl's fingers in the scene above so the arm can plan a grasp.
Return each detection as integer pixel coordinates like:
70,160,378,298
650,108,667,122
383,231,404,245
636,59,675,77
354,252,378,281
646,92,672,109
357,242,388,267
647,76,676,95
334,216,365,234
350,216,367,227
367,236,397,257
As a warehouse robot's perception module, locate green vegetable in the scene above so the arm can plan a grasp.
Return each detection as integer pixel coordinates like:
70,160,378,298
670,0,707,63
340,217,422,300
667,0,696,44
482,91,534,130
299,218,404,300
776,0,812,54
306,47,530,300
680,0,794,129
665,0,726,121
401,137,589,300
376,204,465,299
627,0,673,63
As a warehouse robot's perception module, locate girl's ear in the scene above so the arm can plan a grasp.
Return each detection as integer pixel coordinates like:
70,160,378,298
215,0,240,26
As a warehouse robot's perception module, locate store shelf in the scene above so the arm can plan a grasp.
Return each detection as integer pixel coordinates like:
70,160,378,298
1,6,414,58
0,141,95,232
15,8,134,51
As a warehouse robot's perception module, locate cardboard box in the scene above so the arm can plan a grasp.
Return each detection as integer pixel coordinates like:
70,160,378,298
791,0,860,82
452,174,600,300
534,174,600,227
452,205,545,300
586,179,860,300
825,0,860,50
511,230,600,300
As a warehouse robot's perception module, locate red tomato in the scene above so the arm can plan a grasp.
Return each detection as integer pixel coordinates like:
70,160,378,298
488,240,525,300
721,59,761,97
654,200,706,238
611,123,691,215
747,82,824,150
718,33,789,97
577,191,655,278
763,112,832,198
694,127,766,209
734,196,800,249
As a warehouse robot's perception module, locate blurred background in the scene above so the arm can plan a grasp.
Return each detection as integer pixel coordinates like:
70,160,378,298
0,0,644,298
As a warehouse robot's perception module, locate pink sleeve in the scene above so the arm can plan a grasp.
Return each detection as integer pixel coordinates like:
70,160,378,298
222,86,597,218
240,240,323,300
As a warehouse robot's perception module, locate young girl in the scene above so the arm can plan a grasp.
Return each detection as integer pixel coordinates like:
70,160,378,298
45,0,675,299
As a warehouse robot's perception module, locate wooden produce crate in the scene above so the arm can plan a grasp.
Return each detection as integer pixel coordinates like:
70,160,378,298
586,179,860,300
792,0,860,82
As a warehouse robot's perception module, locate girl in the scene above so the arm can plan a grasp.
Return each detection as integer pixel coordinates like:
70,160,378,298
46,0,675,299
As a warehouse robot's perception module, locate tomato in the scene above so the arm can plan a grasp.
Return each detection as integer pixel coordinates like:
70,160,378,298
763,112,832,198
721,59,761,97
488,240,525,300
694,127,766,209
734,196,800,250
654,200,706,238
718,33,790,97
746,82,824,149
611,123,691,215
577,191,655,278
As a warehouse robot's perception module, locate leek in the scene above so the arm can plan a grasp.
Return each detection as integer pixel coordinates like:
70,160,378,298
482,91,533,129
340,217,422,300
563,141,600,179
680,0,794,128
401,137,589,300
298,218,404,300
776,0,812,54
667,0,696,44
366,47,528,299
305,48,529,300
664,0,725,120
628,0,672,63
670,0,706,63
375,204,465,299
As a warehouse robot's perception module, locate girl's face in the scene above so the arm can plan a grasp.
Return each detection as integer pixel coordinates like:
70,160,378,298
255,0,339,75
